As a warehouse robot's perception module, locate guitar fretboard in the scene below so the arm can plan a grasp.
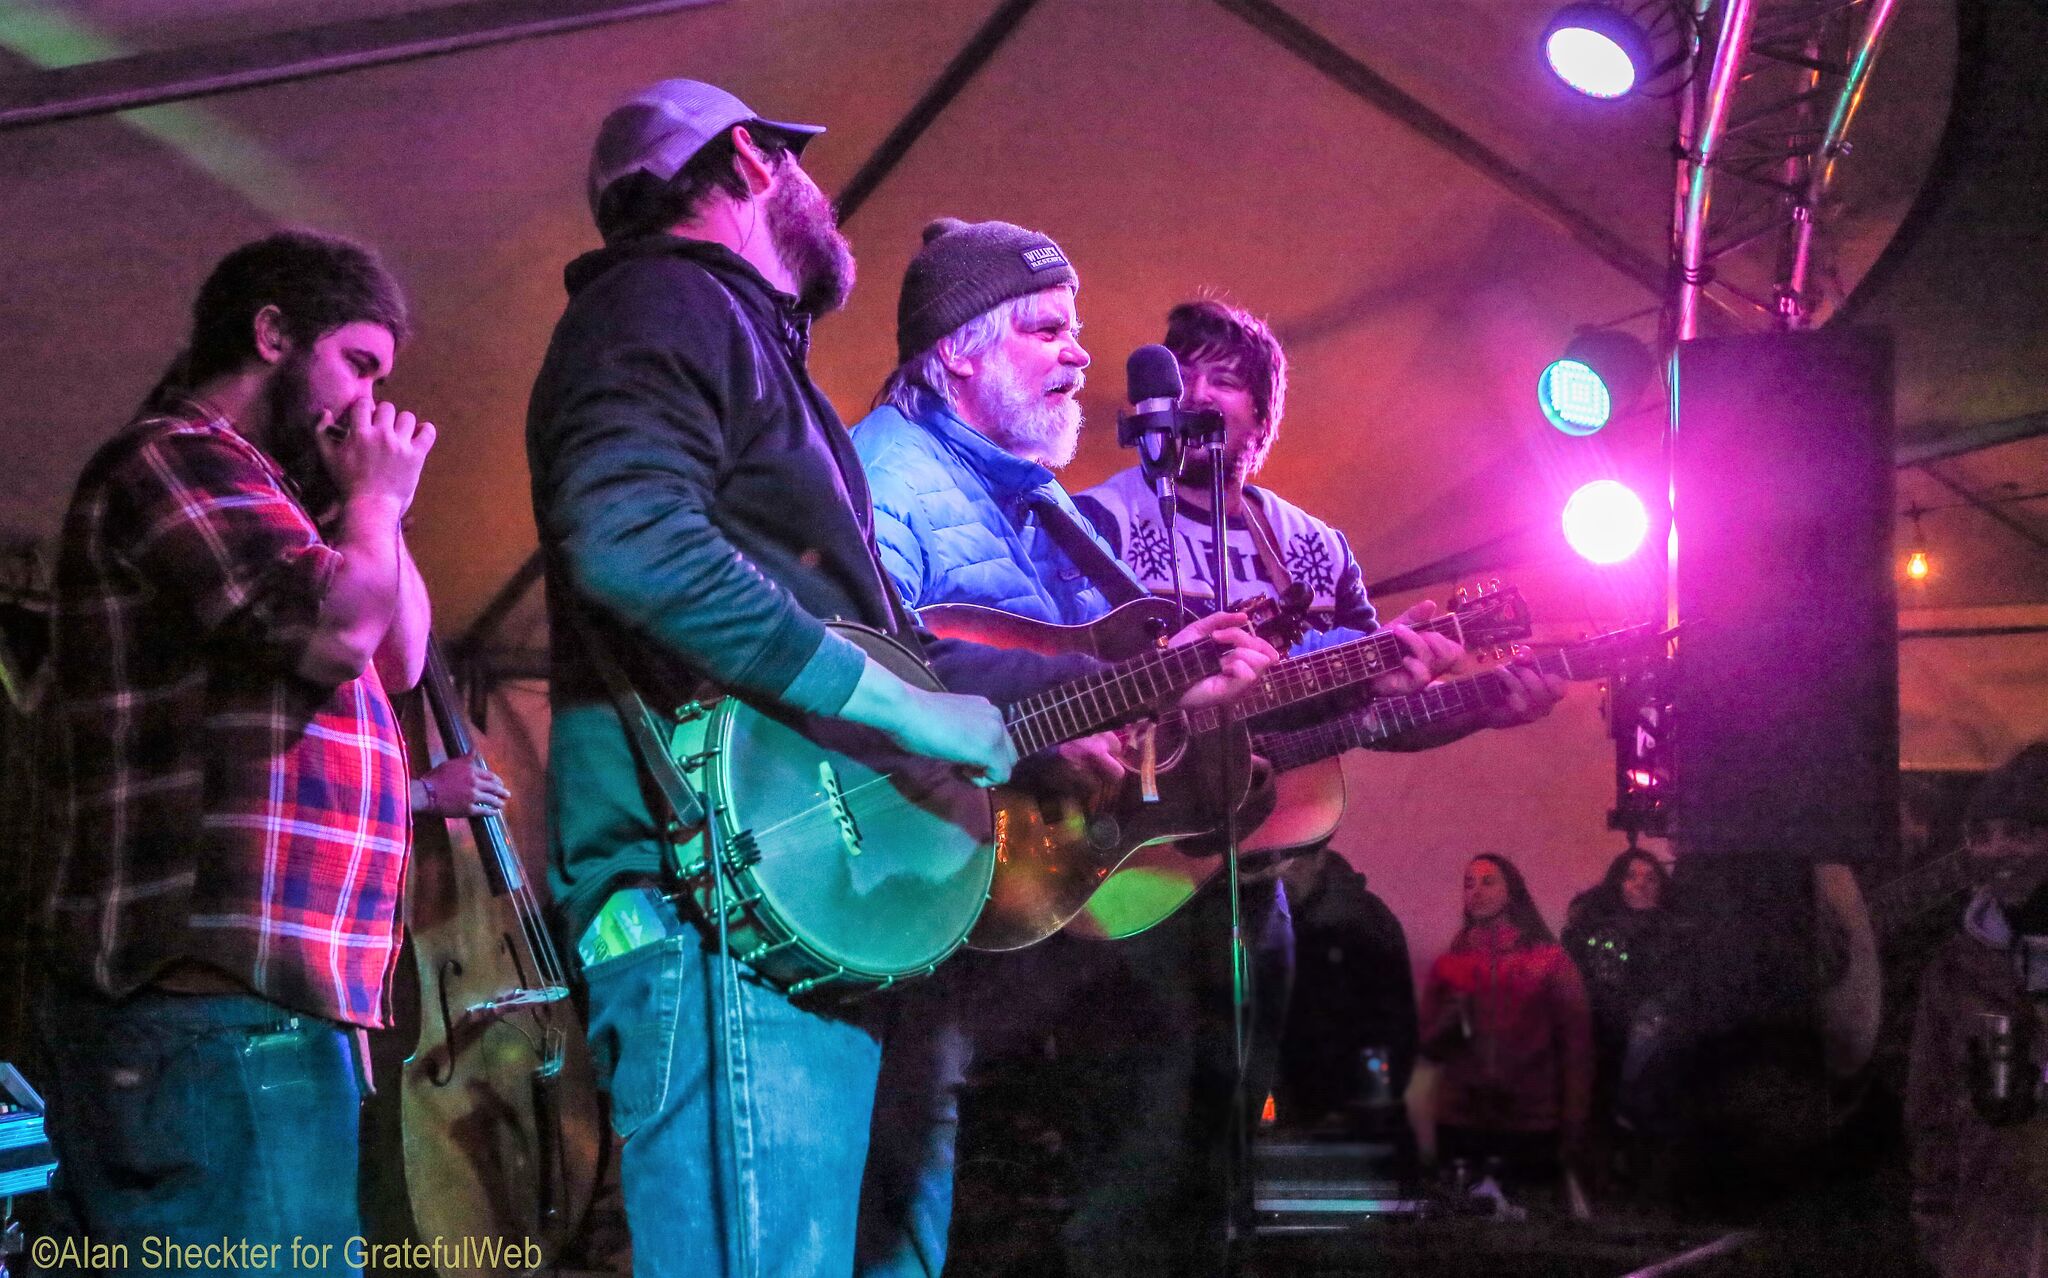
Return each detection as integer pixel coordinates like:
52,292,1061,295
1178,612,1468,738
1003,639,1228,757
1253,645,1583,773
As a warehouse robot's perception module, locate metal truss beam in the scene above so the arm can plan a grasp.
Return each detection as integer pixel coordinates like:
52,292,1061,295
833,0,1042,225
1672,0,1907,337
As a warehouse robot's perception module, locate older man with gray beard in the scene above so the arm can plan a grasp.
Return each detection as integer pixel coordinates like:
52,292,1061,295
848,219,1312,1278
847,215,1172,1278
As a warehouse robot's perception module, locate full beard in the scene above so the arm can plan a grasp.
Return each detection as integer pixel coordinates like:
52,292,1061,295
1178,435,1267,493
962,358,1083,469
262,348,338,514
765,163,856,317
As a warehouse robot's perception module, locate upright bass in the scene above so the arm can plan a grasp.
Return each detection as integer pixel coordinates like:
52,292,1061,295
364,638,603,1276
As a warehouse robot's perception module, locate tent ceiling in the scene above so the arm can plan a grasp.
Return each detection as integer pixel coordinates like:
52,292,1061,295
2,0,2036,640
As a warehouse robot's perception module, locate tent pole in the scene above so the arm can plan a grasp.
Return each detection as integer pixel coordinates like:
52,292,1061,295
833,0,1043,225
1212,0,1665,300
0,0,725,131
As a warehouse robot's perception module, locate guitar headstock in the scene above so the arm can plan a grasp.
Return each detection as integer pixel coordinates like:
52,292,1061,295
1446,580,1532,656
1237,585,1313,652
1556,622,1670,681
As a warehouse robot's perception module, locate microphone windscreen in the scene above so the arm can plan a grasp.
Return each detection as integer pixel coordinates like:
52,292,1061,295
1126,344,1183,405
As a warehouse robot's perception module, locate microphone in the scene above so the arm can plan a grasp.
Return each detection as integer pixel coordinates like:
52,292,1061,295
1118,345,1223,521
1120,345,1186,514
1128,343,1183,416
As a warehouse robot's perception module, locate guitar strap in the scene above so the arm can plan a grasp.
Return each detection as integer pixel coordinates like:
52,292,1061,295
560,603,705,832
1240,488,1299,611
1025,491,1150,607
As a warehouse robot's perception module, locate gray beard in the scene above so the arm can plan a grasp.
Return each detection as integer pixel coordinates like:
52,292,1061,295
961,367,1081,469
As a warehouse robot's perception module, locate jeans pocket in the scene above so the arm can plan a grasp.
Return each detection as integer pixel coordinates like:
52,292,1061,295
585,939,687,1142
61,1027,214,1187
241,1019,354,1103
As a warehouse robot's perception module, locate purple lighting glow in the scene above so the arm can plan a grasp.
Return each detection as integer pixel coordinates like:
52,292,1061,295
1543,4,1652,100
1546,26,1638,98
1563,480,1650,564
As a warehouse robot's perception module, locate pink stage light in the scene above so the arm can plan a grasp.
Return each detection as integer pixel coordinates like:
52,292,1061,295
1563,480,1649,564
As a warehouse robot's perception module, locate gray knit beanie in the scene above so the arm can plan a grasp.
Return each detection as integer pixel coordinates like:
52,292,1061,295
896,217,1079,364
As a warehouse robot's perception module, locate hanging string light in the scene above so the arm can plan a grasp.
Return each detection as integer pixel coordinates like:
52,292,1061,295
1902,505,1931,584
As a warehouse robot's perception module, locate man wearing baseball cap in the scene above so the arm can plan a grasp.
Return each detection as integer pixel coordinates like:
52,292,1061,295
525,81,1135,1277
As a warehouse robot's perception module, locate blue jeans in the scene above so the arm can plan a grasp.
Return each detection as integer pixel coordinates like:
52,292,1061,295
583,931,884,1278
35,985,364,1277
854,926,1207,1278
856,881,1293,1278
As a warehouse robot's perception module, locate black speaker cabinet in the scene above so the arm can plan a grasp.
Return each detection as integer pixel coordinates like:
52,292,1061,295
1674,327,1898,864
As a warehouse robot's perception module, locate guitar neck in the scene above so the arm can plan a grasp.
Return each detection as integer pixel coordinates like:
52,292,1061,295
1003,638,1230,756
1253,646,1574,774
1177,613,1467,738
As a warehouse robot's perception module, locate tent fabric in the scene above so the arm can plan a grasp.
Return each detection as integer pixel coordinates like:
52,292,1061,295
4,0,2041,965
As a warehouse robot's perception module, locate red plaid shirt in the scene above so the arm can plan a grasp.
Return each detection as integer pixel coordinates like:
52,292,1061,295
44,397,412,1028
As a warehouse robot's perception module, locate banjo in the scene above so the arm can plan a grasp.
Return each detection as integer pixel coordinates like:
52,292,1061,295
657,608,1269,999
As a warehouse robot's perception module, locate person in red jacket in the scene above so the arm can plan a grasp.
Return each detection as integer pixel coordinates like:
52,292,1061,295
1414,853,1594,1194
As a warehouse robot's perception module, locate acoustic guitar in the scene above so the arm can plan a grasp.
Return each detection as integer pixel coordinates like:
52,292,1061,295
655,600,1280,999
925,586,1533,951
1068,622,1668,941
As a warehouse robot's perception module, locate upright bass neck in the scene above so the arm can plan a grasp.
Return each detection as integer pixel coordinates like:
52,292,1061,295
420,639,523,897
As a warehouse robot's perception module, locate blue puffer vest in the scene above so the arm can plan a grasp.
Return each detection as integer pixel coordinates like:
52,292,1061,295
852,390,1127,625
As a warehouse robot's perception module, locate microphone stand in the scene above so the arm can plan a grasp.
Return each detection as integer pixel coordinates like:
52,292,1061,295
1195,435,1257,1274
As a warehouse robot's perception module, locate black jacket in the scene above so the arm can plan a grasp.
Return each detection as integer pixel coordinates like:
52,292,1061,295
527,235,1090,945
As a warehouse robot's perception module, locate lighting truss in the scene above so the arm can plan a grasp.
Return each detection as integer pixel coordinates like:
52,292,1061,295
1668,0,1907,341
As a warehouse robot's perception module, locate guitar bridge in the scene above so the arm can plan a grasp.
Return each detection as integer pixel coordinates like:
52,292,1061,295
820,762,864,857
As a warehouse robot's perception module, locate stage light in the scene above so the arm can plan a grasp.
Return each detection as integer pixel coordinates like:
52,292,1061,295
1539,328,1656,436
1544,3,1651,98
1538,359,1611,435
1563,480,1649,564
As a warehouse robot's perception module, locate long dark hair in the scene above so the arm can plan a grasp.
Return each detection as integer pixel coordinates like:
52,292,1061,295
1565,848,1671,934
1464,852,1554,945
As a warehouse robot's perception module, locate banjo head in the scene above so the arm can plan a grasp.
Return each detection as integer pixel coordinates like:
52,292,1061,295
707,626,995,981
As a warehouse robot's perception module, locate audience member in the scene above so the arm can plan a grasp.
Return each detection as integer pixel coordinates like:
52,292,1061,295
1908,741,2048,1278
1276,848,1416,1129
1563,850,1675,1149
1413,853,1593,1196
